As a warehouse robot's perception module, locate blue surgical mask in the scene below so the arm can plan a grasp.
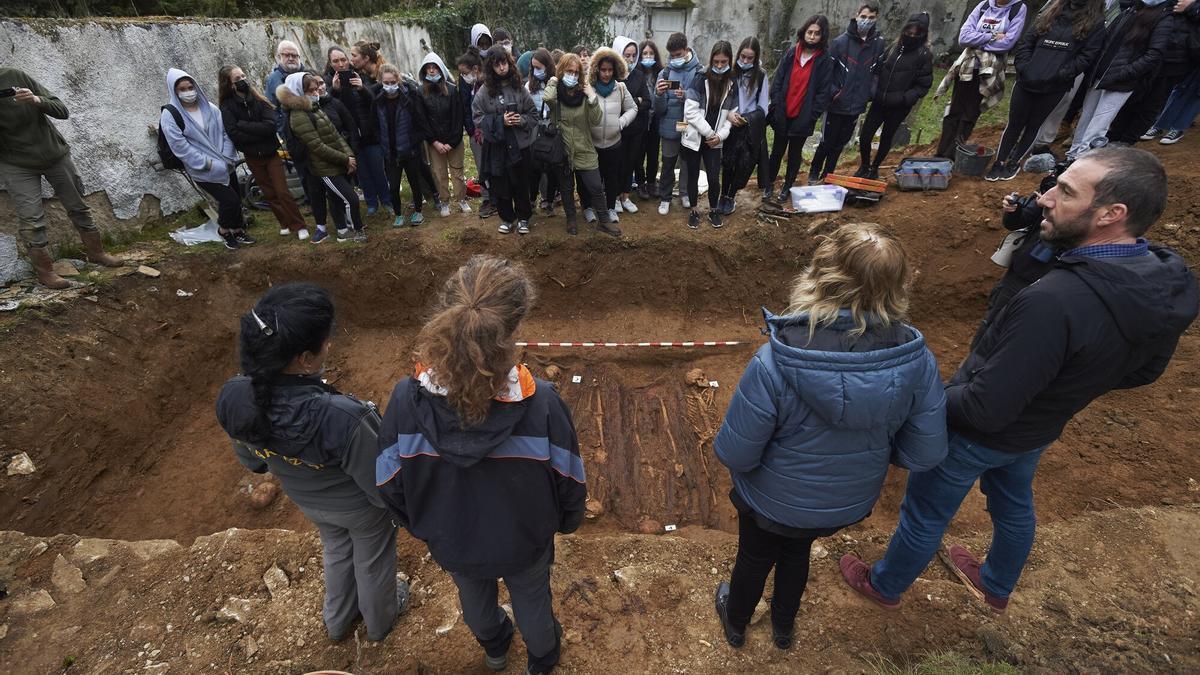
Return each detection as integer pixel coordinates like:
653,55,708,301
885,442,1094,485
669,56,686,69
641,58,656,68
533,67,546,80
425,72,442,83
857,18,876,33
382,83,400,95
738,60,755,70
711,64,730,75
562,73,579,88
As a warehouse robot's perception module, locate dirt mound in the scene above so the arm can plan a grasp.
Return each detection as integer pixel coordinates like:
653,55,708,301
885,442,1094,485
1,128,1199,672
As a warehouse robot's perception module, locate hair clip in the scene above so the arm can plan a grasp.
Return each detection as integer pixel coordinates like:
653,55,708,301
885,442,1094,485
251,309,275,336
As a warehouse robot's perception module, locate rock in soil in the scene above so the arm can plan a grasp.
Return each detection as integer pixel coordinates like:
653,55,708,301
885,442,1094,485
6,452,35,476
51,554,87,594
10,590,56,616
638,518,663,535
247,481,279,510
263,564,289,599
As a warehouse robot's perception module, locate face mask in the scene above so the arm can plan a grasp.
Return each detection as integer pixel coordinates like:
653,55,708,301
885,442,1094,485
625,57,637,67
382,83,400,95
562,73,579,88
738,60,755,70
857,18,876,33
669,56,686,69
710,64,730,75
641,58,657,68
902,34,922,48
425,72,442,83
178,90,198,104
479,48,490,58
307,94,320,104
1141,0,1169,5
533,67,547,80
500,43,513,54
235,80,250,94
461,73,476,84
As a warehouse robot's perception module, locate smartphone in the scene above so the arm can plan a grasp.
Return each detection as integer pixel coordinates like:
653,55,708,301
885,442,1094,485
668,80,680,90
505,102,518,114
339,71,353,88
0,87,16,99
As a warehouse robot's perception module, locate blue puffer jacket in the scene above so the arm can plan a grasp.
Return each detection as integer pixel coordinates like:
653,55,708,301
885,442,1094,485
714,310,948,530
373,83,422,160
653,49,704,139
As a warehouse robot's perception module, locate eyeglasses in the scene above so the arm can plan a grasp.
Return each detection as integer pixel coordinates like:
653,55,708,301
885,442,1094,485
280,52,300,60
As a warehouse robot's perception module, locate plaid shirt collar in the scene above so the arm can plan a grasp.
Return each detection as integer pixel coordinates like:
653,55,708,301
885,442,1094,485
1061,238,1149,260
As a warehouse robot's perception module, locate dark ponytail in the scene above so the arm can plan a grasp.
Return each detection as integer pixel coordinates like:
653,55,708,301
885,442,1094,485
238,283,335,444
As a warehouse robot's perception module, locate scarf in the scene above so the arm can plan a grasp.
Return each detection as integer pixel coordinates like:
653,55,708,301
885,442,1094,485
595,79,616,97
559,85,585,107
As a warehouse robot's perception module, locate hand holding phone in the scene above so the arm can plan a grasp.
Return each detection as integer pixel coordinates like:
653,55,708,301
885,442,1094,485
0,87,17,99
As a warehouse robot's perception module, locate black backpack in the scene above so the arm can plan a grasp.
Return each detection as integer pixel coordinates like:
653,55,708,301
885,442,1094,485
530,101,567,170
157,105,186,171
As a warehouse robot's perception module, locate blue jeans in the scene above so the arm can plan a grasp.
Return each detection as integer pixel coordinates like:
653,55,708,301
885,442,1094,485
357,143,391,209
1156,70,1200,132
871,432,1046,601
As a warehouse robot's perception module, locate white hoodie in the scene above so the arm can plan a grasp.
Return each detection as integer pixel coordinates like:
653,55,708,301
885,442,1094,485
471,23,492,50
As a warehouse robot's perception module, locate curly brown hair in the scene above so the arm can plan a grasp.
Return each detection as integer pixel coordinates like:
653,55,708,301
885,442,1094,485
414,255,537,427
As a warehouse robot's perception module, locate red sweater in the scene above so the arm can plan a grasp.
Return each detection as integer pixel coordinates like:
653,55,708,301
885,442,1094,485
786,48,820,119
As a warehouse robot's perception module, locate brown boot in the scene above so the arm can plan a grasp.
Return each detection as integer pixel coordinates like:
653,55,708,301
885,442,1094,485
80,230,123,267
27,246,70,289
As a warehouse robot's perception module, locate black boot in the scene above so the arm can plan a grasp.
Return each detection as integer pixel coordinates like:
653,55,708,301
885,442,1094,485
714,581,745,648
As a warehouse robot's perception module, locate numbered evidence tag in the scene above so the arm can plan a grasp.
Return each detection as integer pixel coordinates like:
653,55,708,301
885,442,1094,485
571,375,583,384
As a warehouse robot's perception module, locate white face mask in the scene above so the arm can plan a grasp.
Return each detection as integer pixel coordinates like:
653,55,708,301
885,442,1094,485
307,94,320,104
178,90,198,104
461,72,476,84
382,83,401,95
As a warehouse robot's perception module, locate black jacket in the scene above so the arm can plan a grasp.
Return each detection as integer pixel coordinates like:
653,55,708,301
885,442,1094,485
949,246,1198,453
416,80,465,147
317,95,359,151
621,66,651,136
828,19,886,115
1157,3,1200,76
769,45,835,137
376,372,587,578
219,94,281,159
1091,2,1173,91
872,15,935,110
323,71,378,145
1013,3,1107,94
216,375,385,512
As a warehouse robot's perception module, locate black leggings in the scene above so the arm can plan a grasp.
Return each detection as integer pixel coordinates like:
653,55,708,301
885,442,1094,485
725,510,840,634
306,172,363,231
489,151,533,223
385,153,427,212
197,174,245,233
768,130,808,190
995,84,1064,166
596,143,623,210
859,103,911,169
809,112,858,180
639,126,661,187
936,70,983,158
554,164,607,222
682,144,721,211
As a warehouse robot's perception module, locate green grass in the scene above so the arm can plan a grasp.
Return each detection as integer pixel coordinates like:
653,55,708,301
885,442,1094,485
864,651,1023,675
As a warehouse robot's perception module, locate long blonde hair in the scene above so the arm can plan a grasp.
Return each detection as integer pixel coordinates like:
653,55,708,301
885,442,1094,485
414,256,537,427
785,223,911,338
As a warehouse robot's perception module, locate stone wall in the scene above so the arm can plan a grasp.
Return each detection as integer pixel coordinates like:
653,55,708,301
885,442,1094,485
0,17,432,249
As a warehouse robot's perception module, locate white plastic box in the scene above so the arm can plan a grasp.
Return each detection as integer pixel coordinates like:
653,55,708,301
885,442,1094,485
789,184,848,213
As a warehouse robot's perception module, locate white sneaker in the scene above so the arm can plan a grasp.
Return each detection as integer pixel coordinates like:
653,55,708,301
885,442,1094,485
584,208,597,223
621,197,638,213
459,199,472,213
608,209,620,223
658,201,670,216
681,196,691,209
279,227,290,236
297,228,310,241
614,201,624,213
498,221,513,234
438,203,451,217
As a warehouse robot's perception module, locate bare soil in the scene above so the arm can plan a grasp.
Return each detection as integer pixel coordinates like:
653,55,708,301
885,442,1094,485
0,128,1198,673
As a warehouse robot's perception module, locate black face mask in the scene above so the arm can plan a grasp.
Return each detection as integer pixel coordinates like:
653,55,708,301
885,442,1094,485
235,79,250,94
902,34,923,49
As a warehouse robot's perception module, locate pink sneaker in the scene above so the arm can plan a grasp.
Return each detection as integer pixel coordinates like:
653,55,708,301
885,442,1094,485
839,554,901,610
939,544,1009,613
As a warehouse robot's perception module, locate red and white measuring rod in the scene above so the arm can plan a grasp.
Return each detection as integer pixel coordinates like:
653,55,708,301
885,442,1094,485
516,341,746,347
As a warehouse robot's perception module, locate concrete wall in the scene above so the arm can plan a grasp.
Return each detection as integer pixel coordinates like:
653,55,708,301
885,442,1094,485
0,18,432,248
608,0,971,66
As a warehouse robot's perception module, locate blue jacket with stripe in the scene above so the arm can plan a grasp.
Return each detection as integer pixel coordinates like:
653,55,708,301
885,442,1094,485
714,310,948,530
376,375,587,577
